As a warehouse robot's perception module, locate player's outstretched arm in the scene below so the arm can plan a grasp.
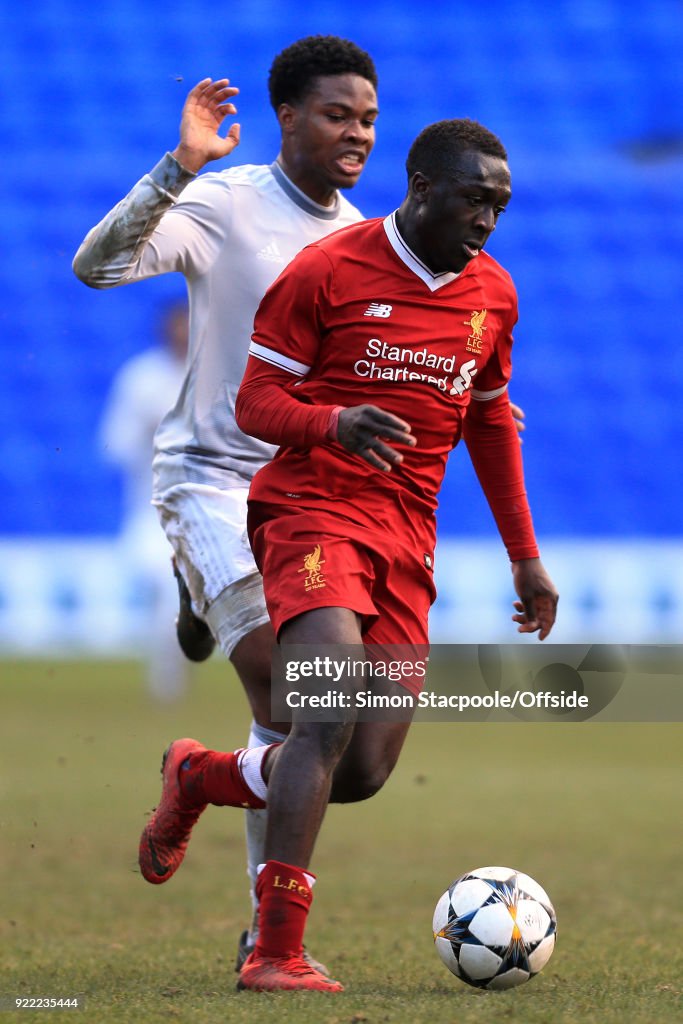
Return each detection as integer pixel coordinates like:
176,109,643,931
172,78,241,174
510,558,559,641
73,78,239,288
336,405,416,473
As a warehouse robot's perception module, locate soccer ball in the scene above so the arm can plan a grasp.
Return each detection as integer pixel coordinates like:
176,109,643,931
433,865,557,990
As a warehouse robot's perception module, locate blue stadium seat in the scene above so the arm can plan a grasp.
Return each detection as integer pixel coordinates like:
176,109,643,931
1,2,682,537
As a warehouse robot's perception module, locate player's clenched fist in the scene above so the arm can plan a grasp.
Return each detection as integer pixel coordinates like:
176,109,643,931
336,405,416,472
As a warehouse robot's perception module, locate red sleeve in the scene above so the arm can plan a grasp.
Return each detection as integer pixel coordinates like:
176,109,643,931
463,391,539,561
236,244,344,447
235,355,340,447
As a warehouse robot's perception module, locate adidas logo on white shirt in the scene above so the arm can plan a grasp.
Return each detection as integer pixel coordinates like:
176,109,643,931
257,239,283,262
364,302,393,318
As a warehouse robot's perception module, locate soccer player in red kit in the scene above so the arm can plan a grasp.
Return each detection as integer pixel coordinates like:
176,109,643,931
237,121,555,658
146,119,558,993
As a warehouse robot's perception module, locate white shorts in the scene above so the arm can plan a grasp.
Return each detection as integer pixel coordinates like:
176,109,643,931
153,482,270,657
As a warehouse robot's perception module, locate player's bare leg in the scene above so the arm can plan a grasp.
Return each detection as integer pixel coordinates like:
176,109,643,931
228,621,330,976
262,607,363,864
230,622,289,731
330,717,414,802
234,607,361,992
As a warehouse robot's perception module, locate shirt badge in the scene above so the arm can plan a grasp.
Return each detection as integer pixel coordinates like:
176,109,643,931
464,309,487,354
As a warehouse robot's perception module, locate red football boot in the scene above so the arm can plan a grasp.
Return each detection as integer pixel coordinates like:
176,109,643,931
139,739,269,884
235,928,330,976
237,952,343,993
138,738,208,884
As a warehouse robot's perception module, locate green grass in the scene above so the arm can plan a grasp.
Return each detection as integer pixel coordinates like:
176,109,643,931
0,658,681,1023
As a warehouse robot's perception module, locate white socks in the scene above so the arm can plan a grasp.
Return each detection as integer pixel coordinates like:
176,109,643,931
243,722,287,942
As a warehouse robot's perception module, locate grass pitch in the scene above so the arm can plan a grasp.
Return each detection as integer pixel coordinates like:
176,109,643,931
0,658,681,1024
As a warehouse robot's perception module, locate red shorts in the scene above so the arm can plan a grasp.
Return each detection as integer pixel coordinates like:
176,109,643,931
248,503,436,652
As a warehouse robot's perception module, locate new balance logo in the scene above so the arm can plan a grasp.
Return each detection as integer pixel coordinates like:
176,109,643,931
364,302,393,318
257,240,283,262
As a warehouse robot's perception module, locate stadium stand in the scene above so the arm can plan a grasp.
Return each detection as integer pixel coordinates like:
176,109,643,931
1,1,682,648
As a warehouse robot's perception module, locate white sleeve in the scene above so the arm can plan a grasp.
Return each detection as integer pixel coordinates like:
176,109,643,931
72,153,230,288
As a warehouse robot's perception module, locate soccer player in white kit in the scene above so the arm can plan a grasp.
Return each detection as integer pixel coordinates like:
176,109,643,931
73,35,379,974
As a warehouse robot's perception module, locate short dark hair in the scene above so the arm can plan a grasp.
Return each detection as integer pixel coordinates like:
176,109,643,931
406,119,507,181
268,35,378,110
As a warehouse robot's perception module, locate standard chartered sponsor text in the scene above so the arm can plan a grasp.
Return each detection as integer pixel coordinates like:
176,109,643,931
352,337,478,394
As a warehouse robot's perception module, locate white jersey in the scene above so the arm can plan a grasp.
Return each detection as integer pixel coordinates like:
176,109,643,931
73,154,364,495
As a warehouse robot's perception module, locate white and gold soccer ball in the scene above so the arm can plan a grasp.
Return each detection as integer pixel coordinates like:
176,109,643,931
433,866,557,990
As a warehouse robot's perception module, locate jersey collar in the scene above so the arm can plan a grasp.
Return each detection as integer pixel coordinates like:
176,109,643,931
383,212,461,292
271,161,341,221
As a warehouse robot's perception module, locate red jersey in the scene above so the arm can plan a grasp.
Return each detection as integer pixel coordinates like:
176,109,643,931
236,214,538,561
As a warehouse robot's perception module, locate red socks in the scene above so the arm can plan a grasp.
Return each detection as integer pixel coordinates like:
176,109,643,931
254,860,315,958
178,748,267,809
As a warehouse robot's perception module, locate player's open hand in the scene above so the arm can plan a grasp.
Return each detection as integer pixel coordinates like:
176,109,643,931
510,558,558,641
336,405,416,472
172,78,241,174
